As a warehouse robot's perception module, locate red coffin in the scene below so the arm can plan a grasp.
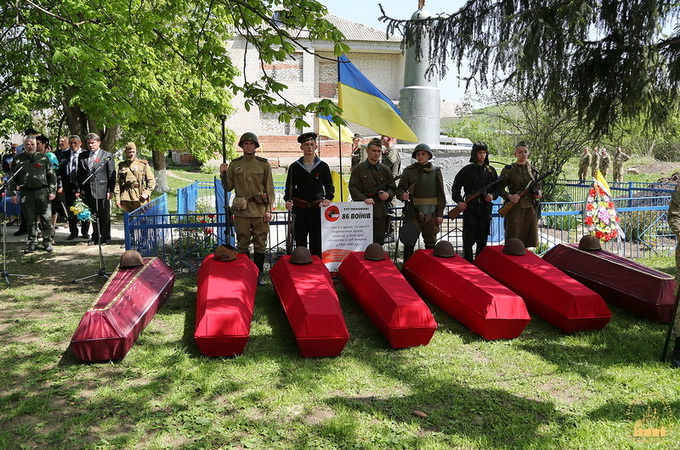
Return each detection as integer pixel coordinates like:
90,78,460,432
543,244,676,323
402,250,530,340
70,258,175,362
475,246,611,333
338,252,437,348
270,255,349,357
194,254,258,357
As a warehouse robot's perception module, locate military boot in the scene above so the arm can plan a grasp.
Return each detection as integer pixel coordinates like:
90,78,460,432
671,337,680,368
23,244,36,254
253,252,266,286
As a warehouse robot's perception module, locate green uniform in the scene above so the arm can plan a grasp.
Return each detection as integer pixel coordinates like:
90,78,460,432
612,151,630,182
114,158,156,212
397,161,446,249
666,184,680,336
221,154,275,254
498,162,540,248
578,150,591,181
10,151,57,246
349,160,396,245
599,151,611,177
591,151,600,178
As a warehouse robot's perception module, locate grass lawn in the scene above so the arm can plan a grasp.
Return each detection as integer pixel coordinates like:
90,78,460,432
0,241,678,449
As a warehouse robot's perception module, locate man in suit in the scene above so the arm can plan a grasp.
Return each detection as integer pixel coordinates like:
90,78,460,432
76,133,116,245
58,135,90,240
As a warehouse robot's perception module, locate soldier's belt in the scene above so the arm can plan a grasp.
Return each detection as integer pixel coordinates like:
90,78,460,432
292,197,322,209
125,182,140,188
412,197,438,206
248,193,269,205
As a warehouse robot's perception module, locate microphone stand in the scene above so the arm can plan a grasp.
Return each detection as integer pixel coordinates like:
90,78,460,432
74,156,111,282
1,166,29,284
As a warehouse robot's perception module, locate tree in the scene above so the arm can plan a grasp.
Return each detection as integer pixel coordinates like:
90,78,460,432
380,1,680,138
0,1,348,190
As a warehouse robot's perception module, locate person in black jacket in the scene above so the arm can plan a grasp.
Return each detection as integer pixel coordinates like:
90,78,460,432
451,142,499,262
283,132,334,257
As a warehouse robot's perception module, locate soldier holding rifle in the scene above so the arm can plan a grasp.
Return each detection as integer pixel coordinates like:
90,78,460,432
349,138,397,245
451,142,499,262
283,132,334,257
498,142,543,248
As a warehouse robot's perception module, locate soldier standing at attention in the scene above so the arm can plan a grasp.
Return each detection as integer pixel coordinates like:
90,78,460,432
115,142,156,212
220,132,275,286
10,135,57,253
451,142,499,262
578,147,591,182
665,182,680,368
283,132,334,257
612,147,631,183
591,147,601,178
599,147,611,177
397,143,446,262
349,138,397,245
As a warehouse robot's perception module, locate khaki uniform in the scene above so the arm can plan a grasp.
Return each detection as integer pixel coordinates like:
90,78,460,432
612,151,630,183
599,152,611,177
221,155,275,253
114,158,156,212
10,151,57,245
591,151,600,178
578,150,591,181
499,163,540,248
349,160,396,245
666,184,680,336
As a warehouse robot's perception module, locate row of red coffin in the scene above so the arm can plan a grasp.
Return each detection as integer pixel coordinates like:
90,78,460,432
70,243,676,361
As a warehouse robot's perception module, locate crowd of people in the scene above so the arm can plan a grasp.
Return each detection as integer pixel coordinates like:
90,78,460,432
578,146,631,182
1,129,156,253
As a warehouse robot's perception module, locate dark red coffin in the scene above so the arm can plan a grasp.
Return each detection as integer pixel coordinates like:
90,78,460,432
71,258,175,362
402,249,530,340
270,255,349,357
338,252,436,348
475,245,611,333
194,253,258,357
543,244,676,323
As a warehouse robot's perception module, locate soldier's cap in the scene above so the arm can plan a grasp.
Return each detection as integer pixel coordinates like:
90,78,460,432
411,143,433,160
297,132,317,144
214,244,238,261
399,222,420,246
353,133,363,139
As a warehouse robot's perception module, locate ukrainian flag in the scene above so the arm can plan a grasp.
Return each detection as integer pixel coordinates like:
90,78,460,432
318,114,354,143
337,54,418,143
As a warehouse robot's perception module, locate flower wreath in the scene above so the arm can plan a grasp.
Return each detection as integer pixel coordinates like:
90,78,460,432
69,198,93,222
584,185,621,242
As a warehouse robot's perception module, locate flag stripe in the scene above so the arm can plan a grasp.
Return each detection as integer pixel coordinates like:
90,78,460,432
338,55,400,115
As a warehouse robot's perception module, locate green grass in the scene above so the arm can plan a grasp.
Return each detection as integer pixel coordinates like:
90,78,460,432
0,243,678,449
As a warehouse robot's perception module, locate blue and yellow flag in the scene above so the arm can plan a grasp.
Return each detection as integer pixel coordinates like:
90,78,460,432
337,55,418,143
318,114,354,143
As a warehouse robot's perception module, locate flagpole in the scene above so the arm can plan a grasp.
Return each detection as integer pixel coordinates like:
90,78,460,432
337,55,344,201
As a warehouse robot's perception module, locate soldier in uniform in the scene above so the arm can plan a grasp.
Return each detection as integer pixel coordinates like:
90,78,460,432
350,133,365,168
9,135,57,253
283,132,334,257
612,147,630,183
114,142,156,212
599,147,611,177
590,147,600,178
451,142,499,262
578,147,591,182
396,143,446,262
220,132,275,285
666,182,680,368
349,138,397,245
498,142,542,248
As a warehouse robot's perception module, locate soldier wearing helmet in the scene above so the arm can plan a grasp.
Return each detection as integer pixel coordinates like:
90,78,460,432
396,143,446,262
451,141,499,262
219,132,275,286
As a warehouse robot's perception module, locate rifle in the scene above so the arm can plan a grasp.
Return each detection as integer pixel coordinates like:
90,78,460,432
219,114,235,248
362,175,401,198
498,170,554,218
448,176,506,219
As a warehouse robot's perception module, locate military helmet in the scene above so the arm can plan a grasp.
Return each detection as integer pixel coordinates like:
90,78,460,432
503,238,526,256
411,143,433,160
214,244,238,261
364,243,386,261
290,246,313,264
119,250,144,268
433,241,456,258
238,132,260,148
578,235,602,251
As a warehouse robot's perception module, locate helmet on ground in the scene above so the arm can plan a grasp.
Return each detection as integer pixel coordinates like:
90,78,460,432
238,132,260,148
411,143,433,160
578,235,602,251
503,238,526,256
214,244,238,261
290,246,313,264
433,241,455,258
364,243,386,261
120,250,144,268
